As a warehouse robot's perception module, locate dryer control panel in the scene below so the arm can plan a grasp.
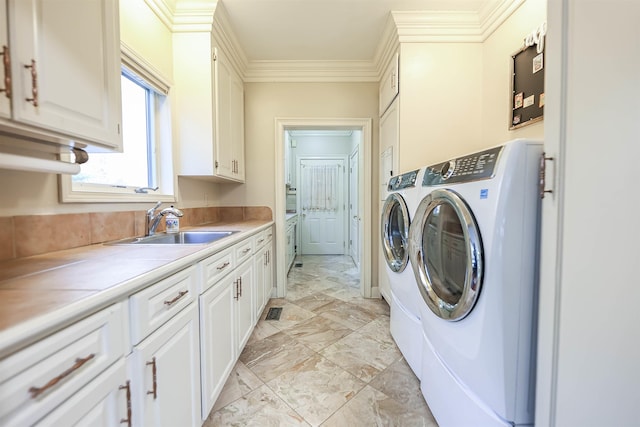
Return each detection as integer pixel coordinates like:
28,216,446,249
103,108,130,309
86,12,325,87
423,146,503,186
388,169,419,191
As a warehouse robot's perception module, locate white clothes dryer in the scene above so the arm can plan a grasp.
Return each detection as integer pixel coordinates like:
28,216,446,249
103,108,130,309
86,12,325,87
409,139,543,426
380,168,423,378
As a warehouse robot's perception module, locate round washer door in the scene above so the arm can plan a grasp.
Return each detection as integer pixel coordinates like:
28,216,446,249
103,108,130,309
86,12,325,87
409,189,483,321
381,193,411,273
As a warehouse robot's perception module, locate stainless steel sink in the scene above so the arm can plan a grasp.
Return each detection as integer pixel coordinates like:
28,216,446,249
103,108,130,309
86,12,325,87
107,231,239,245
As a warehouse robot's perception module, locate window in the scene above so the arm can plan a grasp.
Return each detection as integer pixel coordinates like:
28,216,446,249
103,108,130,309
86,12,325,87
60,45,175,203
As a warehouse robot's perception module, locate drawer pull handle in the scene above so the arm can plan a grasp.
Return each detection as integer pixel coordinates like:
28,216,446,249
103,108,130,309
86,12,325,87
119,380,132,426
146,357,158,399
24,59,38,107
0,45,10,99
234,280,239,300
29,353,95,398
257,238,264,243
242,248,251,254
164,290,188,306
216,261,230,270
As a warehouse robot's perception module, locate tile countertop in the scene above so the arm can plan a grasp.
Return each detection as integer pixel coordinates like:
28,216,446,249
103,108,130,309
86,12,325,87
0,219,273,359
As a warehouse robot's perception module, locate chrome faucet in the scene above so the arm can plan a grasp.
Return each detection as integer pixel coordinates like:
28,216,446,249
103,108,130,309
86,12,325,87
145,201,184,236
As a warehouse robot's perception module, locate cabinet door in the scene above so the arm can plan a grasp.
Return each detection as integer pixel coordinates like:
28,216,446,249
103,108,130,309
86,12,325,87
8,0,122,150
234,260,254,353
213,48,234,179
36,359,129,427
253,247,267,319
0,0,9,119
230,69,245,181
379,52,399,116
130,303,201,427
199,279,235,420
264,241,274,304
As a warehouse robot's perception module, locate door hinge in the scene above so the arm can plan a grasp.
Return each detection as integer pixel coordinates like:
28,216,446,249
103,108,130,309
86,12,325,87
539,152,554,199
215,160,219,168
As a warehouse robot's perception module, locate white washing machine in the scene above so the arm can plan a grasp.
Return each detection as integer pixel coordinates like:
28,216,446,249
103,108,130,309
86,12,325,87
380,168,423,378
409,139,543,426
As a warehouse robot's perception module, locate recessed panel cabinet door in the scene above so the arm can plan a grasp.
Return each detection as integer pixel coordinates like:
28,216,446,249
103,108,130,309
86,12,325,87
9,0,122,149
199,279,235,420
130,303,201,427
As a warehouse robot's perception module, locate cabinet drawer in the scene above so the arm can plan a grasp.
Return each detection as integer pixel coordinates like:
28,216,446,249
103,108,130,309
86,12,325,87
200,246,234,294
129,265,197,345
253,230,268,250
235,238,253,266
0,303,125,427
254,226,273,250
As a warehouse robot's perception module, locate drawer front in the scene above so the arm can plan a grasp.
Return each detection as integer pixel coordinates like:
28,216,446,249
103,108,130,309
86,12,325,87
0,303,125,427
129,265,197,345
235,238,253,266
254,229,268,250
200,246,234,294
254,226,273,250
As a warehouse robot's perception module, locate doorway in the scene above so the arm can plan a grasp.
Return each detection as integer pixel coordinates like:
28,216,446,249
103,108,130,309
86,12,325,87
274,118,372,300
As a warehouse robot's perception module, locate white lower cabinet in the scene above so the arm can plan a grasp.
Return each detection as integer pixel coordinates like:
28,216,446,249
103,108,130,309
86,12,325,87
0,225,274,425
199,276,235,419
129,301,201,427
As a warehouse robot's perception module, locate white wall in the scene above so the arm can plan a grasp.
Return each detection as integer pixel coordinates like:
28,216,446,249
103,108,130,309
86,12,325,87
481,0,546,147
398,42,483,171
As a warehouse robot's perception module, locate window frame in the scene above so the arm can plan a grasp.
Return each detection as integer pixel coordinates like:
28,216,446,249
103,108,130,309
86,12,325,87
59,43,176,204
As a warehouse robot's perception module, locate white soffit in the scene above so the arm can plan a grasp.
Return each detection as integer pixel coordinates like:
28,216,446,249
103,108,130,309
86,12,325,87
148,0,524,82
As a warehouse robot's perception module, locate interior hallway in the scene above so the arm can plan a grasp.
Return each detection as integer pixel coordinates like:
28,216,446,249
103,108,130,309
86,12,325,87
204,255,438,426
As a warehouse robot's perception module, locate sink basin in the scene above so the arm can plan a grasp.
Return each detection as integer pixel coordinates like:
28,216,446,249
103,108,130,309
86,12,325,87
108,231,239,245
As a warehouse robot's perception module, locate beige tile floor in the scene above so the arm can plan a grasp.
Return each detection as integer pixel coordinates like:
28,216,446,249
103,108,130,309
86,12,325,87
204,255,439,426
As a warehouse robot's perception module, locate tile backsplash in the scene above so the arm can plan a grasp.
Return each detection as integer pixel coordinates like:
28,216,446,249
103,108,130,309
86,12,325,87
0,206,272,261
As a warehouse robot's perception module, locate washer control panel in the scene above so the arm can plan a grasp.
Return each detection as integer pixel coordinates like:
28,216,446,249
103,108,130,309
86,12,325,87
423,146,503,186
388,169,420,191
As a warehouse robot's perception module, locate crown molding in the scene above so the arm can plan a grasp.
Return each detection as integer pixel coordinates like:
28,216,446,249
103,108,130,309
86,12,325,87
391,0,524,43
243,60,379,83
146,0,523,82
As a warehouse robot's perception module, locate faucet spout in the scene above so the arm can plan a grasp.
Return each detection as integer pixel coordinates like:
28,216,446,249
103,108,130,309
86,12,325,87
145,202,183,236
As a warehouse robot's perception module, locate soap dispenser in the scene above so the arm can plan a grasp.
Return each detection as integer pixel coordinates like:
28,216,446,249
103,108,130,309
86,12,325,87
165,206,180,233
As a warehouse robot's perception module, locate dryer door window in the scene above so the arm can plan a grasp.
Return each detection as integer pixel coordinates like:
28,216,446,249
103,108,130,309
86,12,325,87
409,189,483,321
381,193,410,272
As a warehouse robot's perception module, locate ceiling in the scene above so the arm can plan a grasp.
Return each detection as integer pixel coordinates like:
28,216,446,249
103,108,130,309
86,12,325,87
219,0,492,62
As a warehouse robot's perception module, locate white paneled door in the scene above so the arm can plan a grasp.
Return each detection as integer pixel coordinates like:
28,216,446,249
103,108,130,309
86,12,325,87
299,158,346,255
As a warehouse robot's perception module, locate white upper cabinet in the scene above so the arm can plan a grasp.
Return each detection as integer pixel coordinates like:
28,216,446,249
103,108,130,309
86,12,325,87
173,32,245,183
379,52,399,117
2,0,122,151
0,0,10,119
